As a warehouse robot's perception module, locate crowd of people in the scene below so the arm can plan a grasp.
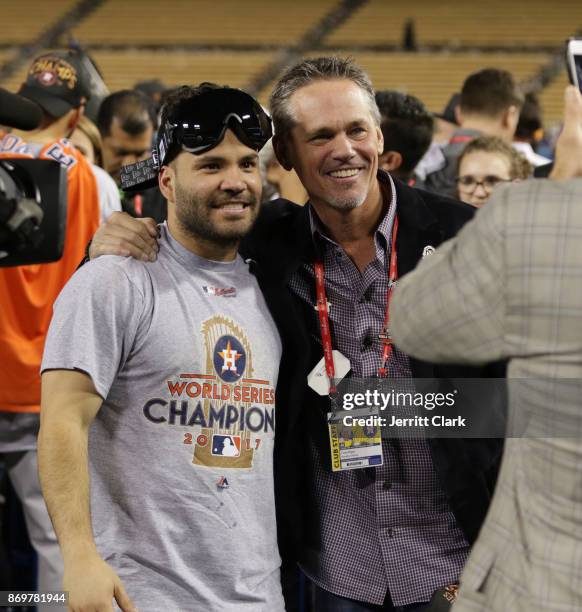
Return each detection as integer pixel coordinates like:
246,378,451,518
0,44,581,612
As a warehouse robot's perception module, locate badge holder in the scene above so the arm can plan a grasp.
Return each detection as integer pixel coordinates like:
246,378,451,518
327,406,383,472
307,218,400,473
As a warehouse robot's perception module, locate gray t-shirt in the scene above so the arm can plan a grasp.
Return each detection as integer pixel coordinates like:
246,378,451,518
42,224,284,612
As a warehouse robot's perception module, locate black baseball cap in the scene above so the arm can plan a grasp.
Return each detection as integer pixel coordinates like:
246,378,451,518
18,50,91,118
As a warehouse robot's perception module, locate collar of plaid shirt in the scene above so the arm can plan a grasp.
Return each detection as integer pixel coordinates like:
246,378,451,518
307,170,397,257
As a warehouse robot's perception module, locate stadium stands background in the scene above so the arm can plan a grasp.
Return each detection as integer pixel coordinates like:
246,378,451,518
0,0,581,125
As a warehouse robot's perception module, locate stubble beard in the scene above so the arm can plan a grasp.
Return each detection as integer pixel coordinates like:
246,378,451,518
174,182,259,247
325,190,367,211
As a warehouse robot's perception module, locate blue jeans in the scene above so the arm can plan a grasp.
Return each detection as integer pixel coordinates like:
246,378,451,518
313,585,432,612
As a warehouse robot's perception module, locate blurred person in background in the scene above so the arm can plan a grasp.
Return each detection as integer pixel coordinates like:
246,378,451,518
415,93,460,183
512,92,552,168
71,115,120,220
70,114,102,165
97,89,167,222
260,139,308,204
424,68,524,198
134,78,168,114
0,49,119,609
457,136,532,208
432,93,461,145
97,89,155,185
375,90,434,186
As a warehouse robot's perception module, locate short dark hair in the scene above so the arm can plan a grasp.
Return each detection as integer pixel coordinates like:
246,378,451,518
97,89,156,137
375,90,433,176
460,68,524,118
269,56,380,139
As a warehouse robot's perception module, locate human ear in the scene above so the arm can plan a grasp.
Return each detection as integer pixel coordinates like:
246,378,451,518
159,164,176,203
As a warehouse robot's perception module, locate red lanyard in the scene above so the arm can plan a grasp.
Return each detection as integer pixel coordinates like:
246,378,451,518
449,135,473,145
314,216,399,395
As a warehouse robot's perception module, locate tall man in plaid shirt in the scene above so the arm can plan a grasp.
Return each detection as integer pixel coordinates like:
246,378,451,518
89,58,503,611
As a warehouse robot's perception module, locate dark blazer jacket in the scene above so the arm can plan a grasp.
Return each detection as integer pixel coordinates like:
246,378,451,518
241,176,506,561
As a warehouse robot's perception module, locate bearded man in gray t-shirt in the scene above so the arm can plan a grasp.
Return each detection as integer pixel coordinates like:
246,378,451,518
39,85,284,612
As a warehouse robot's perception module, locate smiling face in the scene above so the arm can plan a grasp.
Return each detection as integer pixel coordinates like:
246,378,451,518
280,79,383,212
159,129,262,256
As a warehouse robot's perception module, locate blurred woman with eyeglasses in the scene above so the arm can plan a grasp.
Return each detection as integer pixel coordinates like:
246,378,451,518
456,136,532,208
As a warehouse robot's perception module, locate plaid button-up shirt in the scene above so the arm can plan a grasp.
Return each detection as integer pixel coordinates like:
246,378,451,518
288,173,470,606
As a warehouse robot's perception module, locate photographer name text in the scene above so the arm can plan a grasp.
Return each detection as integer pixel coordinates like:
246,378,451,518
342,414,466,428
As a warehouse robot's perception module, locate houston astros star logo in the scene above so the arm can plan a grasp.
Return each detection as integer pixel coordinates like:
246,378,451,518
213,335,247,382
218,340,242,374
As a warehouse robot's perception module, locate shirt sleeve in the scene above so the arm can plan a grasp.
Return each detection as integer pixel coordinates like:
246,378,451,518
391,186,508,364
41,257,147,399
91,164,122,224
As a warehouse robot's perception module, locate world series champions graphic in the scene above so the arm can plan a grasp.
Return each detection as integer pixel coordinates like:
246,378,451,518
141,316,276,469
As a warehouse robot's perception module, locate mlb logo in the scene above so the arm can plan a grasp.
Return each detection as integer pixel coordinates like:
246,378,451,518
211,434,241,457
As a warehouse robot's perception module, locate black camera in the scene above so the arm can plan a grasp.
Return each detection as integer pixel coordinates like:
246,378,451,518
0,158,67,267
0,88,67,267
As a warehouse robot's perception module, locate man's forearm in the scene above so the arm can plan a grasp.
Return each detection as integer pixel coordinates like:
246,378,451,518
38,370,103,562
39,371,136,612
38,419,96,561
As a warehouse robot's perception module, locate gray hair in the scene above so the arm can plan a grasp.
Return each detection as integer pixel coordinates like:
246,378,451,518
269,56,381,138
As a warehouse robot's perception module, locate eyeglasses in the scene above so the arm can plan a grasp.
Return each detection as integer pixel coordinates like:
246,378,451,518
456,175,511,193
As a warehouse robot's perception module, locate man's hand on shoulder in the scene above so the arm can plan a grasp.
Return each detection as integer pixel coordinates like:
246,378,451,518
64,549,137,612
89,211,159,262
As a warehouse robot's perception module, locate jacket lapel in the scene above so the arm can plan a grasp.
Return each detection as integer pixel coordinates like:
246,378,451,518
393,178,446,277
